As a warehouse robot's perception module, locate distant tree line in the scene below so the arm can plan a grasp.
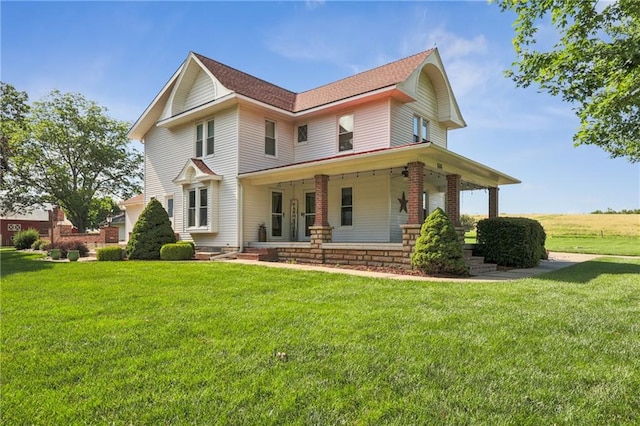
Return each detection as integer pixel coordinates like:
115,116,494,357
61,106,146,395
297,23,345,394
591,208,640,214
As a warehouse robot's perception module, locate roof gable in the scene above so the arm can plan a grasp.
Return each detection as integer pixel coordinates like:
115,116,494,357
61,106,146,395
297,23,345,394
129,48,465,139
173,158,223,185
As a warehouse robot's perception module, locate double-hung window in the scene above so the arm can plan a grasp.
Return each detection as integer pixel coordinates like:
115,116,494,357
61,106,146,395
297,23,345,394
196,120,215,157
187,187,208,228
341,187,353,226
166,196,174,218
265,119,276,156
338,114,353,152
413,115,429,143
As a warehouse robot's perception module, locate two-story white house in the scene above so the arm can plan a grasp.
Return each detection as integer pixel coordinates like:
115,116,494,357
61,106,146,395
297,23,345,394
128,48,519,268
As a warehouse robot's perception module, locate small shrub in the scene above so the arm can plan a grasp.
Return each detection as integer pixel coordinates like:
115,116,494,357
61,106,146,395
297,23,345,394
97,246,125,261
127,198,176,260
53,239,89,259
50,248,61,260
31,239,50,250
67,250,80,262
13,228,40,250
176,240,196,251
411,208,469,276
160,243,194,261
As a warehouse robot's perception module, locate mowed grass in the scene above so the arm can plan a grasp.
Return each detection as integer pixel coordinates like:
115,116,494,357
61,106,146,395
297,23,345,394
2,249,640,424
469,214,640,256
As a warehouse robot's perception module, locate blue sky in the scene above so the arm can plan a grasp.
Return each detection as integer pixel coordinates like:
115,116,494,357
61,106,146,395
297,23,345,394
2,1,638,214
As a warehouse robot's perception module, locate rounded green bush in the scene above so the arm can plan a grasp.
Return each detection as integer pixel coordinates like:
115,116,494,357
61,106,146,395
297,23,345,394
67,250,80,261
13,228,40,250
160,243,194,261
97,246,124,261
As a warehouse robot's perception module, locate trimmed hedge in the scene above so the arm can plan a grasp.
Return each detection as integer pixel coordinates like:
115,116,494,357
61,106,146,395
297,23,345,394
476,217,547,268
13,228,40,250
160,243,194,261
97,246,125,261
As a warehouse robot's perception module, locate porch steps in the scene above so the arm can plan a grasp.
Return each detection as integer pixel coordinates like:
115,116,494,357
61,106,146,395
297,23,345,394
236,248,279,262
464,249,498,275
194,251,222,260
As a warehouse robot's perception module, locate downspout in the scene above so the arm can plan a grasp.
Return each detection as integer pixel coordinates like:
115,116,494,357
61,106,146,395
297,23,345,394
237,177,244,253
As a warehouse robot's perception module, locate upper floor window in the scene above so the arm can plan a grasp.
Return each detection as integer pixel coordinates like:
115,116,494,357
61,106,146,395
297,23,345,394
297,124,308,143
338,114,353,152
413,115,429,143
341,187,353,226
265,119,276,156
196,119,215,157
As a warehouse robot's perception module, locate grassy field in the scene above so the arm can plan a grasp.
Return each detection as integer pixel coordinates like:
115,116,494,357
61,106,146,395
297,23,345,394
468,214,640,256
2,249,640,424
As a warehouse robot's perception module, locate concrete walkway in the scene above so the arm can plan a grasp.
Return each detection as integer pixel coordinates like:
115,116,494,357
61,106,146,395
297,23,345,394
225,252,617,282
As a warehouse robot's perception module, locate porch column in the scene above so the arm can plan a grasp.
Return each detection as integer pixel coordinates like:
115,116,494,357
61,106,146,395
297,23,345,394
407,161,424,224
488,187,499,218
314,174,330,226
446,174,461,226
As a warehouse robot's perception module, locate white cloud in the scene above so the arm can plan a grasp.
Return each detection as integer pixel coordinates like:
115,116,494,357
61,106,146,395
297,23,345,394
305,0,325,10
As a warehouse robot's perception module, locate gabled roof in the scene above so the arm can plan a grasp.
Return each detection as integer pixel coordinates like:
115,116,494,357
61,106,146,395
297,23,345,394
194,53,296,111
129,48,463,140
120,194,144,206
195,50,432,113
173,158,223,185
294,49,433,112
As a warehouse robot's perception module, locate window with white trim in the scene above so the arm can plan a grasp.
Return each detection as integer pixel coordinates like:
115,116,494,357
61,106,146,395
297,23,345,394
196,119,215,157
166,196,174,218
341,187,353,226
338,114,353,152
265,119,276,156
187,187,208,228
413,115,429,143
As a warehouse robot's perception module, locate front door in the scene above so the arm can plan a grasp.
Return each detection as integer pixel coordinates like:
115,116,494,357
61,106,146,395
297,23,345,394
301,191,315,241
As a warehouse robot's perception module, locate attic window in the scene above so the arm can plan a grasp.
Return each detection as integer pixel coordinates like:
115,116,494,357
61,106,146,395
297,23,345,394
297,125,308,143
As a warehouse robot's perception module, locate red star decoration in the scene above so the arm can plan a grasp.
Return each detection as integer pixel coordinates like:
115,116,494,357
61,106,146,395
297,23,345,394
398,191,408,213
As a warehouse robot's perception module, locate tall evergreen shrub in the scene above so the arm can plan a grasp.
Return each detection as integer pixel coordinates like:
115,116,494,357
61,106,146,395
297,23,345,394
126,198,176,260
411,208,469,276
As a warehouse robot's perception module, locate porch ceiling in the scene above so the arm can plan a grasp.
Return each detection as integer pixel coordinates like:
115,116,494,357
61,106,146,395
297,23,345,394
239,143,520,188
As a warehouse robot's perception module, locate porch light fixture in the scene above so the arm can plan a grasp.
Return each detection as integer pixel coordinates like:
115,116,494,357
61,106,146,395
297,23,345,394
402,166,409,181
106,214,113,227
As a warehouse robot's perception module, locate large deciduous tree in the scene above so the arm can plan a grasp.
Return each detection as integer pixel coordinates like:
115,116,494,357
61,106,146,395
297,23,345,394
7,89,142,232
1,83,34,211
494,0,640,162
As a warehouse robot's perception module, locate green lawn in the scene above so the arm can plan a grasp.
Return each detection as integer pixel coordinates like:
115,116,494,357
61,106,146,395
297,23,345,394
2,250,640,424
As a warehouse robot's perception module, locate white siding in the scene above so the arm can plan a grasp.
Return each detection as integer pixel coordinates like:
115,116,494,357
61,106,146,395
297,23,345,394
329,174,390,242
390,99,413,147
183,69,216,111
238,106,294,174
428,191,445,214
389,175,409,242
123,204,143,243
390,72,449,148
294,99,390,163
144,106,239,247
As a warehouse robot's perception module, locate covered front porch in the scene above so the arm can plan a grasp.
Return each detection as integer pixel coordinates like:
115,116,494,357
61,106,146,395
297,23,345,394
239,143,519,269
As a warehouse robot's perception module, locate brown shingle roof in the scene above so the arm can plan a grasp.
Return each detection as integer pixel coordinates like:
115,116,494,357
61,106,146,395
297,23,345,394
191,158,218,175
194,53,296,111
120,194,143,205
193,49,434,113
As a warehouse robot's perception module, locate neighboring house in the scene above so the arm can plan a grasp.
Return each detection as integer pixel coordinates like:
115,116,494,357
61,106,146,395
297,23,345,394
127,48,519,267
119,194,144,243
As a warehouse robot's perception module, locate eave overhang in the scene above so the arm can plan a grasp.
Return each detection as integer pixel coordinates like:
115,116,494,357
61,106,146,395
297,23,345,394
239,143,520,188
